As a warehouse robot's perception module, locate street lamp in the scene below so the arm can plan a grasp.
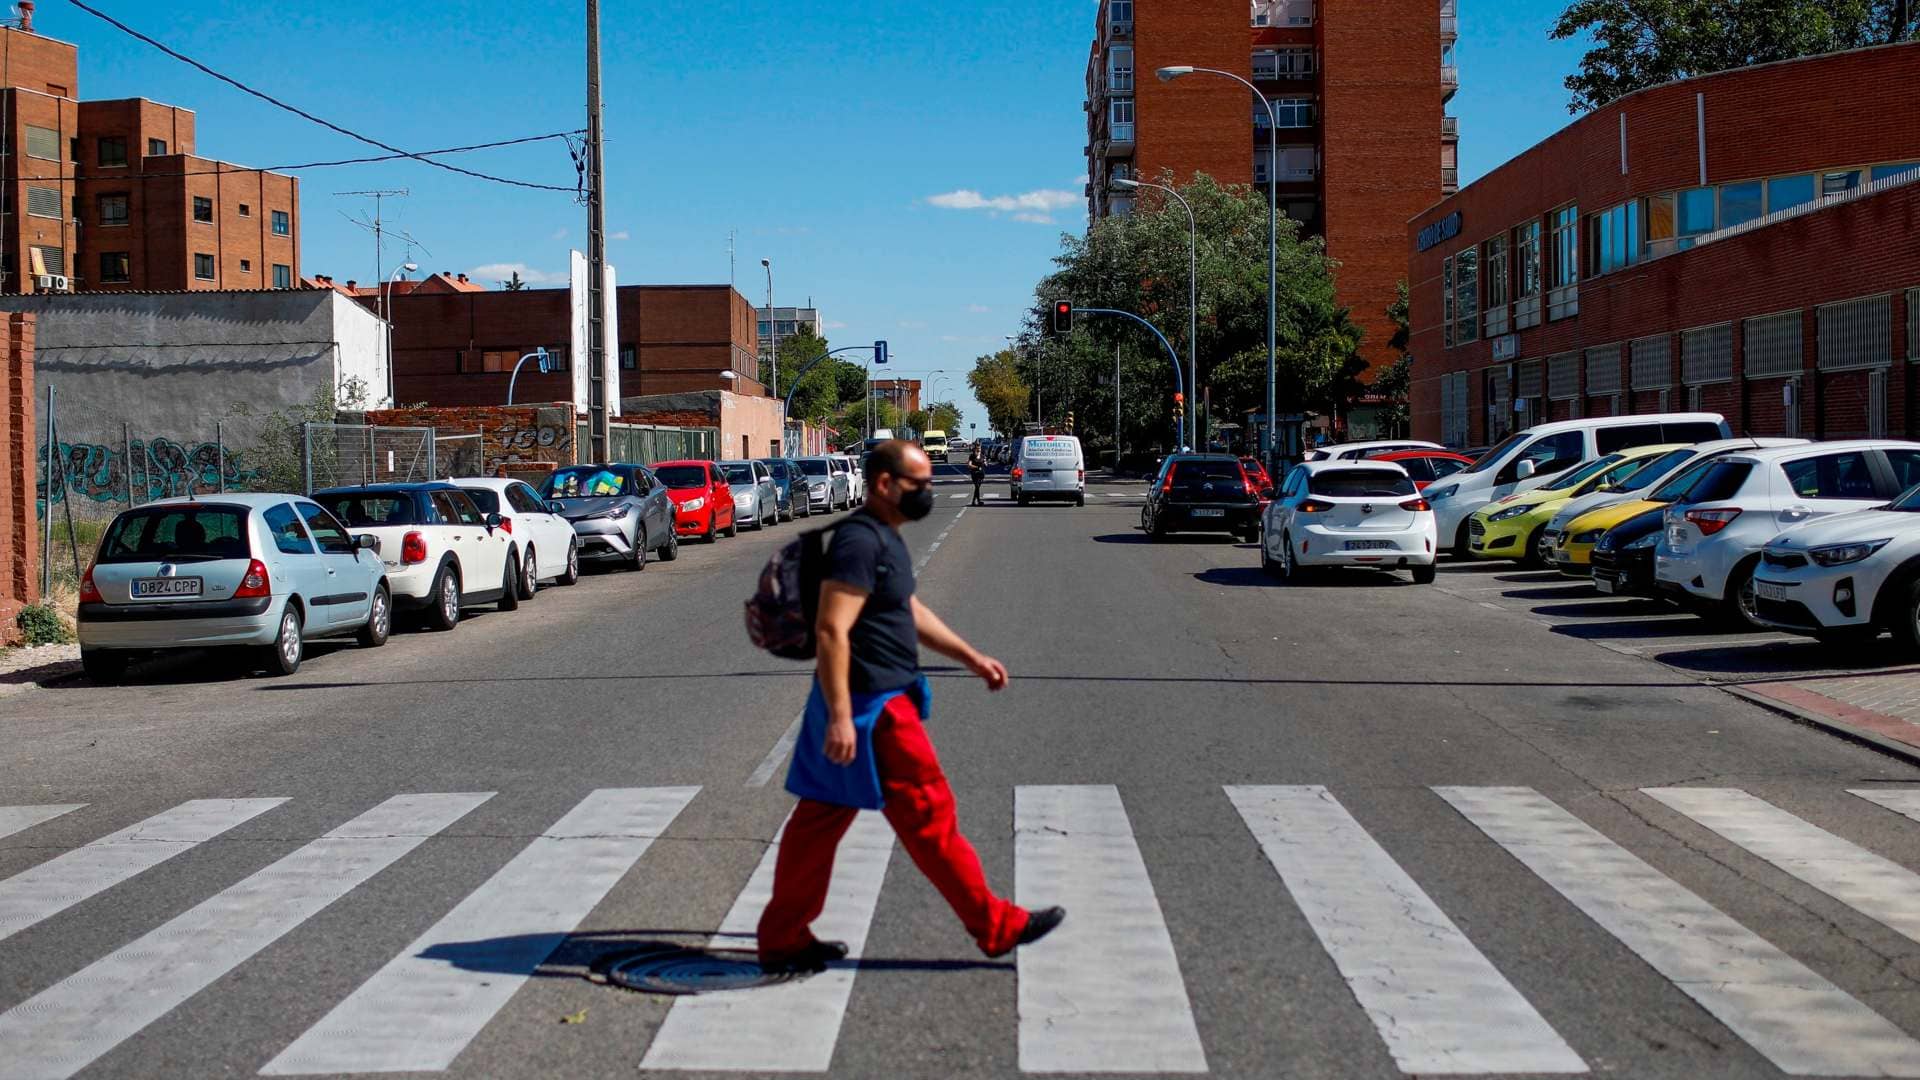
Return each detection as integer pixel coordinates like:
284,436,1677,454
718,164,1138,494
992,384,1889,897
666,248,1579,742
382,262,419,407
1158,65,1276,466
761,258,785,453
1114,177,1198,448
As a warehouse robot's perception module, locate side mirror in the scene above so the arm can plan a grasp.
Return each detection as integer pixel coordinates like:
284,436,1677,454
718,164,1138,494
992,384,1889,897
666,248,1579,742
355,533,379,551
1516,459,1538,481
484,512,504,530
546,500,566,514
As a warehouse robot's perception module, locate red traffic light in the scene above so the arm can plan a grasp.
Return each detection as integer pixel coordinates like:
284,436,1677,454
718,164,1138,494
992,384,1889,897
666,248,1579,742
1173,392,1185,403
1050,300,1073,334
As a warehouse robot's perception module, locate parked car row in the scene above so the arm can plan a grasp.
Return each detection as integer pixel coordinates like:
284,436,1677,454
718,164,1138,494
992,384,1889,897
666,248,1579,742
73,452,875,682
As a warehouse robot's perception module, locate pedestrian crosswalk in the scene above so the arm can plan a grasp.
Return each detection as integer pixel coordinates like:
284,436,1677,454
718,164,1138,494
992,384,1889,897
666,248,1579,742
9,784,1920,1076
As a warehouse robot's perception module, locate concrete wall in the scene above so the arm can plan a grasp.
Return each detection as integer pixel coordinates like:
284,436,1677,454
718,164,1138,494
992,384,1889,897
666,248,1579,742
621,389,790,460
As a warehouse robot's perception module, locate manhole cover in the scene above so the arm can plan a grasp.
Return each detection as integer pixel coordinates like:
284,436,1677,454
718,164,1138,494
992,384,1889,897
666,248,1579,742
605,948,796,995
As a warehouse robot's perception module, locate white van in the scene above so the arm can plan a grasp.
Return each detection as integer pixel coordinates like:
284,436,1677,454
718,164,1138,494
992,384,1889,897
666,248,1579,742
1430,413,1729,556
1011,435,1086,506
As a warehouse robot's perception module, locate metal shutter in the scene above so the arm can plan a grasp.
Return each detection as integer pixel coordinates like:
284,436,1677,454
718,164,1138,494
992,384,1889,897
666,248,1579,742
23,125,59,160
31,245,64,275
1517,361,1543,398
1630,335,1671,389
1547,353,1580,400
1818,294,1893,370
1742,311,1802,378
25,186,61,219
1584,344,1622,395
1680,323,1733,385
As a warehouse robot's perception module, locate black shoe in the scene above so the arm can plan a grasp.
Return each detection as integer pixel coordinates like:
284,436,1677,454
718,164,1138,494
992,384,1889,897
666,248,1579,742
760,938,849,974
1019,906,1066,947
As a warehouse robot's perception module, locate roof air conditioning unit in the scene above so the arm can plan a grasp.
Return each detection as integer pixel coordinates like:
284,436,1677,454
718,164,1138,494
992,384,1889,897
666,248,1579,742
35,274,69,292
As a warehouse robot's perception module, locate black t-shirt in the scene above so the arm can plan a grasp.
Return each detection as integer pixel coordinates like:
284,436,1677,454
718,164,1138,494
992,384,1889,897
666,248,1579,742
824,512,919,693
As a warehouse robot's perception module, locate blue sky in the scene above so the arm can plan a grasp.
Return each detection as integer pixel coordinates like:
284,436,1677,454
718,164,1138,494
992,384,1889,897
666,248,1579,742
56,0,1589,431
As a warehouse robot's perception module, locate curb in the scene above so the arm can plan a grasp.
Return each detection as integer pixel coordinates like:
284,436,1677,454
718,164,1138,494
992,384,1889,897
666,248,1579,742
1723,683,1920,769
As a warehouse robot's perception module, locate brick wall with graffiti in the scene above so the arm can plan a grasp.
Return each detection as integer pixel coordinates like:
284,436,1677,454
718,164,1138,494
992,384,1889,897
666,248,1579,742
365,403,579,476
40,436,259,507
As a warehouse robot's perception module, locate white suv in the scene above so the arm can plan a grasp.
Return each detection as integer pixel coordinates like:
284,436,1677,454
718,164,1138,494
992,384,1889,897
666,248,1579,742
1654,441,1920,626
314,483,519,631
1752,494,1920,647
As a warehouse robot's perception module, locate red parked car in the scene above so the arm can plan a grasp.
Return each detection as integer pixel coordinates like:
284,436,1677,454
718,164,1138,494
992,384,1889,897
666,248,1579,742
652,459,737,542
1367,449,1476,491
1239,457,1273,493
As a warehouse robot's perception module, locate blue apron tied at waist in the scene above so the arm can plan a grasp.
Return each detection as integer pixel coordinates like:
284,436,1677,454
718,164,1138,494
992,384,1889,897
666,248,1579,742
785,675,932,810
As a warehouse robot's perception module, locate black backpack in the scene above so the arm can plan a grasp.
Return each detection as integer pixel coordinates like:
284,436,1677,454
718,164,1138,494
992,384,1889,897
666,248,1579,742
745,516,881,659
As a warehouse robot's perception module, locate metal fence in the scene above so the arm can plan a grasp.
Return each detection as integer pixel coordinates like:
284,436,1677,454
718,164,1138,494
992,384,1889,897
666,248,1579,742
300,422,438,494
577,422,719,465
433,434,485,479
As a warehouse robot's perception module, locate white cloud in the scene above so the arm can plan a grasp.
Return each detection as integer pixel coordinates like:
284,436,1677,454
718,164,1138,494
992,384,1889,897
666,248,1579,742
925,187,1080,222
549,228,569,241
467,262,568,288
967,303,992,314
823,320,848,330
608,230,631,241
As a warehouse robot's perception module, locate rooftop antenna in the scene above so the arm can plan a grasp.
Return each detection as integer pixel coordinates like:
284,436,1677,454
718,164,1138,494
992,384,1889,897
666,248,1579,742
728,229,736,286
336,189,408,322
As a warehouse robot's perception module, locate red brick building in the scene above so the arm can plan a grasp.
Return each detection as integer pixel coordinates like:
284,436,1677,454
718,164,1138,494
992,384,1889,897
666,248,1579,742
0,5,299,294
1084,0,1450,383
370,284,767,407
1408,44,1920,448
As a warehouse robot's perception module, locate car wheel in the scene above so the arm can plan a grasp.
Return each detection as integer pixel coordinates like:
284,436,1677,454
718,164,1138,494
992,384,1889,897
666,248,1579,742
357,585,392,647
1260,532,1280,577
1452,521,1472,560
1278,533,1299,582
556,542,580,586
1895,578,1920,656
1522,526,1551,569
630,530,648,571
1019,494,1031,507
659,526,680,562
725,514,739,538
497,550,521,611
1716,558,1764,630
1412,563,1438,585
261,604,303,676
705,513,719,542
426,567,462,631
81,647,128,684
518,546,538,600
1075,494,1086,507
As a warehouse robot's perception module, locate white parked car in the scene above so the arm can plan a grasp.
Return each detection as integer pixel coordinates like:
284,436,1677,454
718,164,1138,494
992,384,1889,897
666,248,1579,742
455,477,581,597
1752,492,1920,646
76,494,391,681
1541,437,1809,549
314,483,519,632
1260,460,1437,584
1304,439,1442,462
1654,440,1920,626
832,453,866,505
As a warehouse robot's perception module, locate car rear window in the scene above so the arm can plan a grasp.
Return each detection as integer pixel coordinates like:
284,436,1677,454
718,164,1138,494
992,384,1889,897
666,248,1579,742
460,488,501,514
99,506,250,563
1684,461,1754,504
322,494,418,527
1170,461,1245,488
654,465,710,489
1308,469,1416,497
543,467,629,497
799,459,829,476
721,464,755,484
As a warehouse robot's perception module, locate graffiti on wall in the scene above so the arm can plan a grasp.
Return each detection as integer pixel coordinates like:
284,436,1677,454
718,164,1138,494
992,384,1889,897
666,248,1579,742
490,417,574,469
37,438,259,505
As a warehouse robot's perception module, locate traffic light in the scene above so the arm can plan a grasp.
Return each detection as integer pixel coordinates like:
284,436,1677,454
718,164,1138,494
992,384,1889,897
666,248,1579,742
1050,300,1073,334
1065,411,1075,433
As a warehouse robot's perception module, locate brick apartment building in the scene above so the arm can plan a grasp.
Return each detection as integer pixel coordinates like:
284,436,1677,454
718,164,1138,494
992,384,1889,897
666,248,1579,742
1408,44,1920,448
1084,0,1450,387
369,284,766,407
870,378,922,415
0,3,299,294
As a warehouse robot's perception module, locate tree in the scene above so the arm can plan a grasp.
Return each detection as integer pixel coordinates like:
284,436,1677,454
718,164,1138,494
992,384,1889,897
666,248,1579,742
967,348,1032,437
758,327,842,422
926,401,963,432
1551,0,1916,112
499,271,528,291
1375,280,1414,438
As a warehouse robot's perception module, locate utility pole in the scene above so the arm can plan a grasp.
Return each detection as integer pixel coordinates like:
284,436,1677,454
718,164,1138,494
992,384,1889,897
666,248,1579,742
584,0,610,460
336,189,408,325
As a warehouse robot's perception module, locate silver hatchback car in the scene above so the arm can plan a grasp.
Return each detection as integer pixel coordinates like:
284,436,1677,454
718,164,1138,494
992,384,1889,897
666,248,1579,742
77,493,391,682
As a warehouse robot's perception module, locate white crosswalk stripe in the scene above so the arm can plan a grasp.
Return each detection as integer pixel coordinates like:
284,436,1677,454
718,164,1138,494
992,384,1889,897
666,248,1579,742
1016,785,1206,1074
0,797,285,943
1440,785,1920,1077
0,804,83,841
262,787,699,1075
1851,787,1920,824
0,792,490,1080
640,810,895,1072
1228,785,1585,1075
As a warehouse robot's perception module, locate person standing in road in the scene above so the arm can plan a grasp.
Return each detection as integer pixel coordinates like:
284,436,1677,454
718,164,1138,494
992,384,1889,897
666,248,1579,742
967,447,987,506
759,440,1064,973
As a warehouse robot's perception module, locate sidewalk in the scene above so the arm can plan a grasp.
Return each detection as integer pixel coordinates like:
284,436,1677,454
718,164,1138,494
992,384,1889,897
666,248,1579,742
1729,667,1920,764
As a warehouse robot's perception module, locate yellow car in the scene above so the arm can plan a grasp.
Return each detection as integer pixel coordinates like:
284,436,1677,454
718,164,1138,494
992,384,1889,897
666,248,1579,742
1467,446,1681,567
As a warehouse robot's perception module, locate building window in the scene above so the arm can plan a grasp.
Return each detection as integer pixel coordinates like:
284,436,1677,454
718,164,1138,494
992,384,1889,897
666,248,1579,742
1768,174,1815,213
148,137,168,157
23,125,59,161
238,203,251,217
193,196,214,223
1271,145,1315,181
98,136,128,168
271,210,290,236
1512,220,1542,330
1680,322,1734,385
546,346,569,371
620,344,637,370
1719,181,1763,231
1483,234,1510,337
1109,97,1134,142
1441,256,1455,349
240,259,252,274
1585,200,1639,277
1872,161,1920,182
1630,334,1672,389
1743,311,1803,378
25,186,62,219
30,244,64,276
97,193,129,226
194,253,216,280
98,252,130,283
1585,344,1623,395
1254,47,1314,78
1264,97,1313,128
1818,294,1893,370
1109,0,1132,28
1107,45,1133,92
272,264,291,289
1452,245,1478,345
1549,206,1578,290
1676,186,1715,242
1822,169,1862,197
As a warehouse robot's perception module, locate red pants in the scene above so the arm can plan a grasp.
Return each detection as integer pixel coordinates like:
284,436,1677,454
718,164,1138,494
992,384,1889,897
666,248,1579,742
758,693,1029,960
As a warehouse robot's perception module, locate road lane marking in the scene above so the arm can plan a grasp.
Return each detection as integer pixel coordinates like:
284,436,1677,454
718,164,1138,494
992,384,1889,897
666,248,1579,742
747,712,804,788
0,804,83,841
640,810,894,1072
1016,785,1206,1074
0,792,491,1080
1439,785,1920,1077
1649,788,1920,947
1227,786,1584,1075
0,797,286,943
1852,788,1920,823
262,787,698,1075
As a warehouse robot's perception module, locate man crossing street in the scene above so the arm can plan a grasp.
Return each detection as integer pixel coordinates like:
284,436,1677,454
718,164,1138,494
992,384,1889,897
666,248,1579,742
967,447,987,506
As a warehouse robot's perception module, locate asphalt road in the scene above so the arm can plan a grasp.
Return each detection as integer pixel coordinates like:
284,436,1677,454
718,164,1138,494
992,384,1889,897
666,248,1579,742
6,468,1920,1079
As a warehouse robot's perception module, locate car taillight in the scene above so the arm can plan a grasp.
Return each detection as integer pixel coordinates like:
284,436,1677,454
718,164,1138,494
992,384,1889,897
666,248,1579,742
1161,472,1175,493
1399,497,1431,511
401,531,429,565
1298,499,1334,513
79,563,101,603
234,559,271,599
498,517,512,534
1077,469,1085,483
1685,508,1742,536
1012,467,1024,480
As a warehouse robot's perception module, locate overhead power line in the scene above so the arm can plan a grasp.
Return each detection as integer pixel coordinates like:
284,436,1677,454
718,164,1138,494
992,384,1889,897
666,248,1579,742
63,0,580,192
0,131,585,185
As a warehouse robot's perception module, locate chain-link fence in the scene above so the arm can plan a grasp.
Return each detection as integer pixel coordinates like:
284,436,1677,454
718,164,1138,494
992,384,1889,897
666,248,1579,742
433,434,485,479
299,422,438,494
580,422,720,465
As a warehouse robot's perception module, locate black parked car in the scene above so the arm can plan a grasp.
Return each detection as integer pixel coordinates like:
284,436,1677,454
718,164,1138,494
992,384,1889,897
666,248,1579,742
1589,507,1667,598
538,463,677,570
1141,454,1260,541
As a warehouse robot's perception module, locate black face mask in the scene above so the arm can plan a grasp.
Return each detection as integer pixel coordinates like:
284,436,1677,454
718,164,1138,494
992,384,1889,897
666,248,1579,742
898,486,936,521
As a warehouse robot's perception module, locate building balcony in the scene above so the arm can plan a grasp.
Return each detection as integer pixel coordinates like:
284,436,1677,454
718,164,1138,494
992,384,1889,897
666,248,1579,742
1442,165,1459,192
1441,64,1459,100
1441,14,1456,40
1104,123,1135,155
1441,115,1458,140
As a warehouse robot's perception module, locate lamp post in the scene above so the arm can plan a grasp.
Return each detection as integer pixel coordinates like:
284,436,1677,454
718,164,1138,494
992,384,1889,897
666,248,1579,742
1114,177,1197,448
382,262,418,407
505,348,552,405
1158,65,1276,466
